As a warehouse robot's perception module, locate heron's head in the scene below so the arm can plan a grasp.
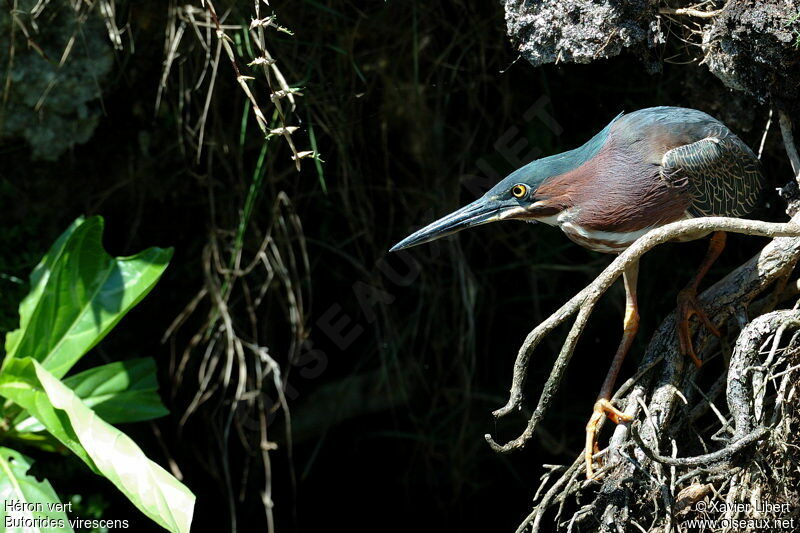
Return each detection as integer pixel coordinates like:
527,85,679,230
390,161,563,252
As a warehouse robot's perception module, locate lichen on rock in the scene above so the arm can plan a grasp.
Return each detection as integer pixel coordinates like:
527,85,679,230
0,0,113,160
503,0,664,68
702,0,800,105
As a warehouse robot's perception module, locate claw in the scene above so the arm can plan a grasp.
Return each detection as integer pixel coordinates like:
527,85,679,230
585,399,633,479
677,287,720,368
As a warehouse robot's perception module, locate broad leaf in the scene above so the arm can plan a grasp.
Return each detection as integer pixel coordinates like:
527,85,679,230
0,358,195,533
13,358,169,433
3,216,173,379
0,446,74,532
0,360,97,469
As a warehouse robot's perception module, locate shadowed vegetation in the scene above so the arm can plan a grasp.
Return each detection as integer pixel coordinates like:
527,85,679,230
1,0,795,531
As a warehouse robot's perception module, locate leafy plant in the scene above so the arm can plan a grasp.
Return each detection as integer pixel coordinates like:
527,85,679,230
0,216,194,533
789,10,800,48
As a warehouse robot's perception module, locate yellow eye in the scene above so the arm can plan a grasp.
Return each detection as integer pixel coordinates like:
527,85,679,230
511,184,527,198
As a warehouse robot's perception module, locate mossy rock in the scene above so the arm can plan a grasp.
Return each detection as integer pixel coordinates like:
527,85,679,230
0,0,113,160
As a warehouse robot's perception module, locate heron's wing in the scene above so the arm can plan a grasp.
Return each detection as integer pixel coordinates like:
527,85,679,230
661,133,764,218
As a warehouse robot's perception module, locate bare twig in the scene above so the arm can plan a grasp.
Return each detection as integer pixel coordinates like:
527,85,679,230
758,108,773,159
658,6,723,19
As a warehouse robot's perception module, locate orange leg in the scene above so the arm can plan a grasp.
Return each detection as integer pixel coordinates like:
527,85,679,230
677,231,725,368
585,261,639,479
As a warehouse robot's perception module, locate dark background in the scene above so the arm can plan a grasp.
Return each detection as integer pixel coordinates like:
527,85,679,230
1,1,791,531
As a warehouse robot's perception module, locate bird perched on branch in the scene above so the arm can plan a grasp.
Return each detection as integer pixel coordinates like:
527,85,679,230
390,106,765,478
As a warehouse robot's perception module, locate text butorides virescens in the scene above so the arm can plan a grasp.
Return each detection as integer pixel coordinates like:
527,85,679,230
390,106,765,478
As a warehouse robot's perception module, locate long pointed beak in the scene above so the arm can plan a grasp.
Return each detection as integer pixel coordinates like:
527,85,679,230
391,198,515,252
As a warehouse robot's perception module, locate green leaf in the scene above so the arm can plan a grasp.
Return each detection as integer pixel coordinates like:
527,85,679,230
63,358,170,423
0,358,195,533
0,360,96,469
13,358,170,433
1,431,64,454
3,216,173,379
0,446,74,532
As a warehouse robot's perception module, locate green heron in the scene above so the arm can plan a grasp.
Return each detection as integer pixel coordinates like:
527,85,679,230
390,106,764,478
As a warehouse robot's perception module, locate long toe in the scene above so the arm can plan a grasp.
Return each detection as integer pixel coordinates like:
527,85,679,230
677,288,720,368
584,399,633,479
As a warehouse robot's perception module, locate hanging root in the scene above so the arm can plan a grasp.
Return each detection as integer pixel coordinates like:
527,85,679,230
510,247,800,532
485,216,800,454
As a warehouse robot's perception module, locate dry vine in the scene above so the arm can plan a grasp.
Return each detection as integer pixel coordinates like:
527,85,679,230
157,2,312,531
497,112,800,532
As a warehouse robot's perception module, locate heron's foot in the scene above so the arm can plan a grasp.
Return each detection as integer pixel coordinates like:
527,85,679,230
677,287,720,368
584,399,633,479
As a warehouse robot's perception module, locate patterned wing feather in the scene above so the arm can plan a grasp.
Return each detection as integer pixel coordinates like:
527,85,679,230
661,133,764,218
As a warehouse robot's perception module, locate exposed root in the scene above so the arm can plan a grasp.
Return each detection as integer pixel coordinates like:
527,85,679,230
485,217,800,453
165,192,310,533
516,304,800,532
